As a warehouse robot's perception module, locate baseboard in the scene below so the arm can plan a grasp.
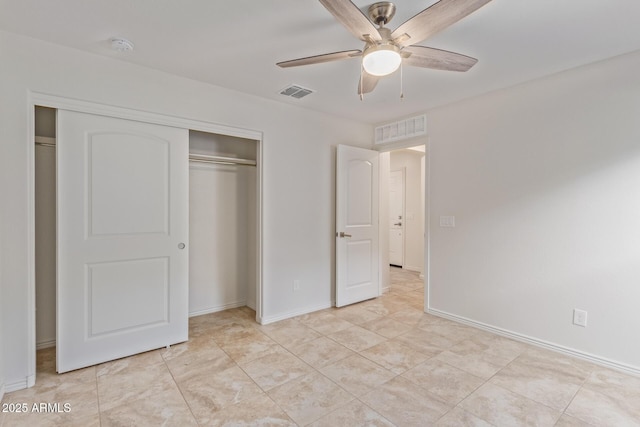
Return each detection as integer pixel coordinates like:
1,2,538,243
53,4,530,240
189,301,246,318
382,286,390,294
403,265,422,274
0,382,5,401
428,308,640,376
259,301,333,325
36,339,56,350
5,378,29,393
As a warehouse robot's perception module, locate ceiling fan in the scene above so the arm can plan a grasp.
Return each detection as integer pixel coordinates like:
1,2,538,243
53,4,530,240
277,0,492,96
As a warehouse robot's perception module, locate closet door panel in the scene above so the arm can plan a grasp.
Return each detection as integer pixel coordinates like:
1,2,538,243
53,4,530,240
57,110,189,373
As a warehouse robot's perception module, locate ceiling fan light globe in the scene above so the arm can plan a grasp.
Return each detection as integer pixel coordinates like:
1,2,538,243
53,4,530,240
362,46,401,76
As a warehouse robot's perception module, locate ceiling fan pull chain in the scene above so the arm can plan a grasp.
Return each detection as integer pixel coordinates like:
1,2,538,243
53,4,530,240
400,61,404,101
360,64,364,101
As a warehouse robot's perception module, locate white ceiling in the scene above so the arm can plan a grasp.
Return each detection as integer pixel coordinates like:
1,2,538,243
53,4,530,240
2,0,640,124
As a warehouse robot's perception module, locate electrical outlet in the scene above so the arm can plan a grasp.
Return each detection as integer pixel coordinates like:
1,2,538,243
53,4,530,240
293,280,300,292
573,308,588,327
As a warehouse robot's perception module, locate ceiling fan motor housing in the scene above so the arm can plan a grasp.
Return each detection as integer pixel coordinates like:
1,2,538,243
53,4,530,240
368,2,396,26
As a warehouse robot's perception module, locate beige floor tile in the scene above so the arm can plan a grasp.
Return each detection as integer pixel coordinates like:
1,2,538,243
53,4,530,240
268,372,355,426
2,381,100,427
402,359,485,405
297,311,354,335
203,393,296,427
97,361,176,412
328,325,387,352
2,411,101,427
164,339,235,382
582,366,640,404
418,322,479,344
309,400,395,427
360,297,407,316
554,414,595,426
101,386,197,427
434,336,522,379
333,304,384,325
360,376,451,426
217,332,280,365
361,317,413,338
460,383,561,427
241,346,313,391
97,349,164,377
389,307,428,326
393,328,450,355
565,387,640,427
361,340,430,374
9,268,638,426
490,350,590,411
259,319,322,347
289,336,355,368
320,354,396,396
434,407,494,427
178,365,263,424
210,322,268,347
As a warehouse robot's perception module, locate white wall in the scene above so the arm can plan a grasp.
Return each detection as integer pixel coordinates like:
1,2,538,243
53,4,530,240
390,149,425,274
0,30,372,390
427,49,640,372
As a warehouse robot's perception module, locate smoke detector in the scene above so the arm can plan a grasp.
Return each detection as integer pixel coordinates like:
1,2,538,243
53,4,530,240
110,38,135,53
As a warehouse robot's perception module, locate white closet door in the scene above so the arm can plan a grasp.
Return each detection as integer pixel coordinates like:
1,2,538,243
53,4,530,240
56,110,189,373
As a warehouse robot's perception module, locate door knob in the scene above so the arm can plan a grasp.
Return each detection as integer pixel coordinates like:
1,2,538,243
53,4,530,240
178,243,186,249
338,232,352,238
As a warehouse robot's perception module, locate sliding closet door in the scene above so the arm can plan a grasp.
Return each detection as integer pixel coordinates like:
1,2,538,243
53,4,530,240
56,110,189,373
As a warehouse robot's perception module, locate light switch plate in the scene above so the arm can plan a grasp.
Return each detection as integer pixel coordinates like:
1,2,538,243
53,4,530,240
439,216,455,227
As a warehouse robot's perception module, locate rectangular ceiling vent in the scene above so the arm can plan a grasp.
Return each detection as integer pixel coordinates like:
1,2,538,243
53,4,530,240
279,84,314,99
374,114,427,145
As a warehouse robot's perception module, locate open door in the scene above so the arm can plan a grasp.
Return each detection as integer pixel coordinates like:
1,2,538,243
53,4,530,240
336,144,379,307
56,110,189,373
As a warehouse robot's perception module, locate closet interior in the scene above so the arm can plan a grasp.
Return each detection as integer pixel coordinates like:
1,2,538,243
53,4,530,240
34,106,259,351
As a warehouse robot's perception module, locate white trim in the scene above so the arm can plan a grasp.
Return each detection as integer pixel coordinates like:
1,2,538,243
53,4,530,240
27,90,265,387
5,378,30,393
259,301,333,325
30,92,262,141
188,301,246,318
0,382,4,401
428,308,640,377
381,286,391,294
403,265,422,274
36,339,56,350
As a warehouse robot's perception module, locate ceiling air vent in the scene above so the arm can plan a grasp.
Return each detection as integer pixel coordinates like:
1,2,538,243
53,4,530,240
279,85,314,99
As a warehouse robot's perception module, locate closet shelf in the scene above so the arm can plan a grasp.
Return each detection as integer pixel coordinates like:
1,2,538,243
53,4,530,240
189,153,256,167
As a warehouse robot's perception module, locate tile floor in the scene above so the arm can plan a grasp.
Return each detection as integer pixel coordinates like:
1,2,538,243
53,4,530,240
2,267,639,426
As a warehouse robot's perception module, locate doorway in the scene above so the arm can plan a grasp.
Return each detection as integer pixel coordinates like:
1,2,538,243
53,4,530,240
378,142,427,296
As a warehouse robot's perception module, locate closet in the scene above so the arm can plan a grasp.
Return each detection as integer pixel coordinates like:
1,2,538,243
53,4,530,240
34,106,259,358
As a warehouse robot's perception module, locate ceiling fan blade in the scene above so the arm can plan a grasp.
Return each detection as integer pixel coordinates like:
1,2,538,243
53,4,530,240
391,0,492,47
277,50,361,68
319,0,382,42
357,71,380,95
403,45,477,72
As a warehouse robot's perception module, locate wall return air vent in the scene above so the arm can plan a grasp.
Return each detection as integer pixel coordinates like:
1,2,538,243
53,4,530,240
279,85,314,99
374,114,426,145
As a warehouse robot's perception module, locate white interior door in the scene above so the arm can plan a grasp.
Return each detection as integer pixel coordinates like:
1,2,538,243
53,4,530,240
57,110,189,373
336,145,379,307
389,169,404,266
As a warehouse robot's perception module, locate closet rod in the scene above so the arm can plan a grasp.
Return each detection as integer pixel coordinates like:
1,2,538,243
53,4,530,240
189,153,256,167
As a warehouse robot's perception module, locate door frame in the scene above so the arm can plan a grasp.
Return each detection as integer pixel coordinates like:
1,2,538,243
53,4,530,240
389,167,406,268
375,139,429,311
26,91,264,384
